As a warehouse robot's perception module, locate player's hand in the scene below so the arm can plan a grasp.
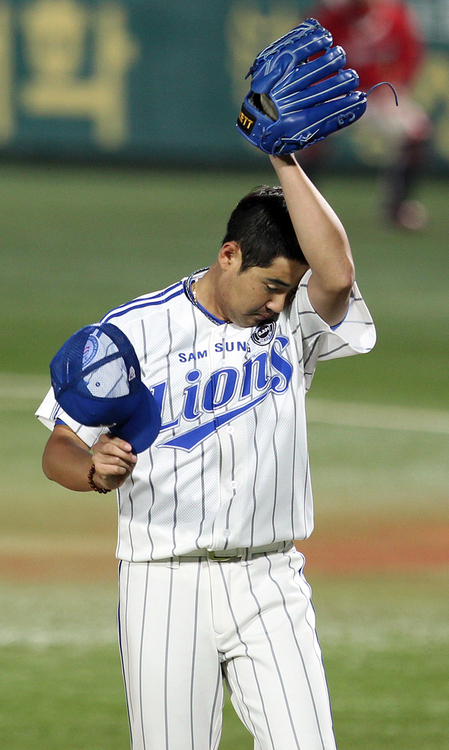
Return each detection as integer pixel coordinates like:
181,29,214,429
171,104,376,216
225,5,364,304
92,433,137,490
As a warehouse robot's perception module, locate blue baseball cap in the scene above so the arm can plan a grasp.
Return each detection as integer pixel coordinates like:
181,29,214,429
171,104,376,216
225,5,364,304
50,323,161,453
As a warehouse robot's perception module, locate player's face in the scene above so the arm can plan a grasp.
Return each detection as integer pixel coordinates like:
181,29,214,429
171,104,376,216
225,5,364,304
219,249,309,328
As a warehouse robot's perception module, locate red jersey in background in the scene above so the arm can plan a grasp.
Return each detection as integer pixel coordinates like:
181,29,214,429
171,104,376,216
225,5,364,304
311,0,425,91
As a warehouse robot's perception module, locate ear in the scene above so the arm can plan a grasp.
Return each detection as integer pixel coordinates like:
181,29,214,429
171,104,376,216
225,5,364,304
218,241,242,270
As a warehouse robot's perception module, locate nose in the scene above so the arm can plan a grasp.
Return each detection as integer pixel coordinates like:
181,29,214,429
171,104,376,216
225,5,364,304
266,294,287,313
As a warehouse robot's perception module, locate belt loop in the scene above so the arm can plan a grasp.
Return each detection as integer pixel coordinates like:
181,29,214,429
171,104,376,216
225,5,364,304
166,557,180,569
240,547,253,567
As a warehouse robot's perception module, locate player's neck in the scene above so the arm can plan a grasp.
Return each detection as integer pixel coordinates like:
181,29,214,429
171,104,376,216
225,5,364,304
194,266,231,323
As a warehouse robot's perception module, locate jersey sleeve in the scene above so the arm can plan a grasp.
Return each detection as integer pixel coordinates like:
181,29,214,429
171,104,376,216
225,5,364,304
35,387,106,448
290,269,376,390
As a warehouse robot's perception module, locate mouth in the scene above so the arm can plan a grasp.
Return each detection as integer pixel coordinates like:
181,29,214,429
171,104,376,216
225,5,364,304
253,312,278,322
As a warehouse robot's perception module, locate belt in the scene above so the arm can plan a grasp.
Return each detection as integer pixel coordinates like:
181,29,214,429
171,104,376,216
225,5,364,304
156,541,290,563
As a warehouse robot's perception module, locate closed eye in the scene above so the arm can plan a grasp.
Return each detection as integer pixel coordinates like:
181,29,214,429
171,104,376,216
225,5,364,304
266,284,283,293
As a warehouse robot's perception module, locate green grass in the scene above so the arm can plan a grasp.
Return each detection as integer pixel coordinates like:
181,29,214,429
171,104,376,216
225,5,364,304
0,164,248,374
0,574,447,749
1,403,447,549
0,645,127,749
327,646,449,750
309,421,449,519
3,163,447,531
315,573,449,750
1,163,448,409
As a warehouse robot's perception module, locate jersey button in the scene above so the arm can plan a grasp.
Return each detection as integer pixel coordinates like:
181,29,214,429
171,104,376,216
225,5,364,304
226,425,235,434
230,481,237,489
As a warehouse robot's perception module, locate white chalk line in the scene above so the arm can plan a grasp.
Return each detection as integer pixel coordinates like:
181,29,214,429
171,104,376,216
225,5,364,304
307,399,449,436
1,372,449,436
1,616,448,649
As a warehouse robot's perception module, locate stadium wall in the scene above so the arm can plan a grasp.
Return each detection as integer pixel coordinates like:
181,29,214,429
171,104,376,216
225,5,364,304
0,0,449,171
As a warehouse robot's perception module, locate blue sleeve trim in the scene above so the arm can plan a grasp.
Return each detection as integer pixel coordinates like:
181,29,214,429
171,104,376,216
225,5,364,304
330,311,348,331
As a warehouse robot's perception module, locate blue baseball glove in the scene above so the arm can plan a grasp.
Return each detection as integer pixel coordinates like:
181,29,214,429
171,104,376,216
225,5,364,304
236,18,367,155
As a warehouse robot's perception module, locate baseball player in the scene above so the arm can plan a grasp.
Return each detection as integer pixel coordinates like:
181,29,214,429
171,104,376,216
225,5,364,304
305,0,431,229
37,22,376,750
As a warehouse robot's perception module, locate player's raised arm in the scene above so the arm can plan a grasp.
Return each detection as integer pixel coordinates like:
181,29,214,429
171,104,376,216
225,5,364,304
235,17,369,326
269,153,355,326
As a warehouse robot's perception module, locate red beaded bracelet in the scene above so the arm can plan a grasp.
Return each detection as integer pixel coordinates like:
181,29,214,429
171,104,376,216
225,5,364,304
87,464,111,494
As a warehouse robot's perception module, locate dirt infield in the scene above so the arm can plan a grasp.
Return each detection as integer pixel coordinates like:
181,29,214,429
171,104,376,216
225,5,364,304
296,518,449,574
1,519,448,582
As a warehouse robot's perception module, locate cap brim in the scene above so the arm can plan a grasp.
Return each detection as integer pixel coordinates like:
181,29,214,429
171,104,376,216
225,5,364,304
110,384,161,454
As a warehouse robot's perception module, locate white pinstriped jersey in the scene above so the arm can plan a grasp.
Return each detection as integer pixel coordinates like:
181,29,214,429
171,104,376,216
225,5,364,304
36,269,375,561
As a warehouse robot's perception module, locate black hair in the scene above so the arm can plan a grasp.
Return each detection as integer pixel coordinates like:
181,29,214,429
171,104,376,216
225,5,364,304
222,185,306,272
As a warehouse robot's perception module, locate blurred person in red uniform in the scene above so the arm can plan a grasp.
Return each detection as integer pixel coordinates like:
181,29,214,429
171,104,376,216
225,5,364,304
306,0,431,229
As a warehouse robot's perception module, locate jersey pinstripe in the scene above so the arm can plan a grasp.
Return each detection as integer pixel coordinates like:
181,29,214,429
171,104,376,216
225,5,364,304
36,269,375,561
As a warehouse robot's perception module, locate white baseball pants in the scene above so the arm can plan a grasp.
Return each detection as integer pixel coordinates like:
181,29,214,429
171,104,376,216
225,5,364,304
118,544,337,750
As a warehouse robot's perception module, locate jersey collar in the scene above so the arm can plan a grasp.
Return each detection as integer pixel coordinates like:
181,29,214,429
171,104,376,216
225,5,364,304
184,269,229,326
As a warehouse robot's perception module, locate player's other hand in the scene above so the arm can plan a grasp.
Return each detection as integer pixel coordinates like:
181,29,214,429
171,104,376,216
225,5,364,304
92,433,137,490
